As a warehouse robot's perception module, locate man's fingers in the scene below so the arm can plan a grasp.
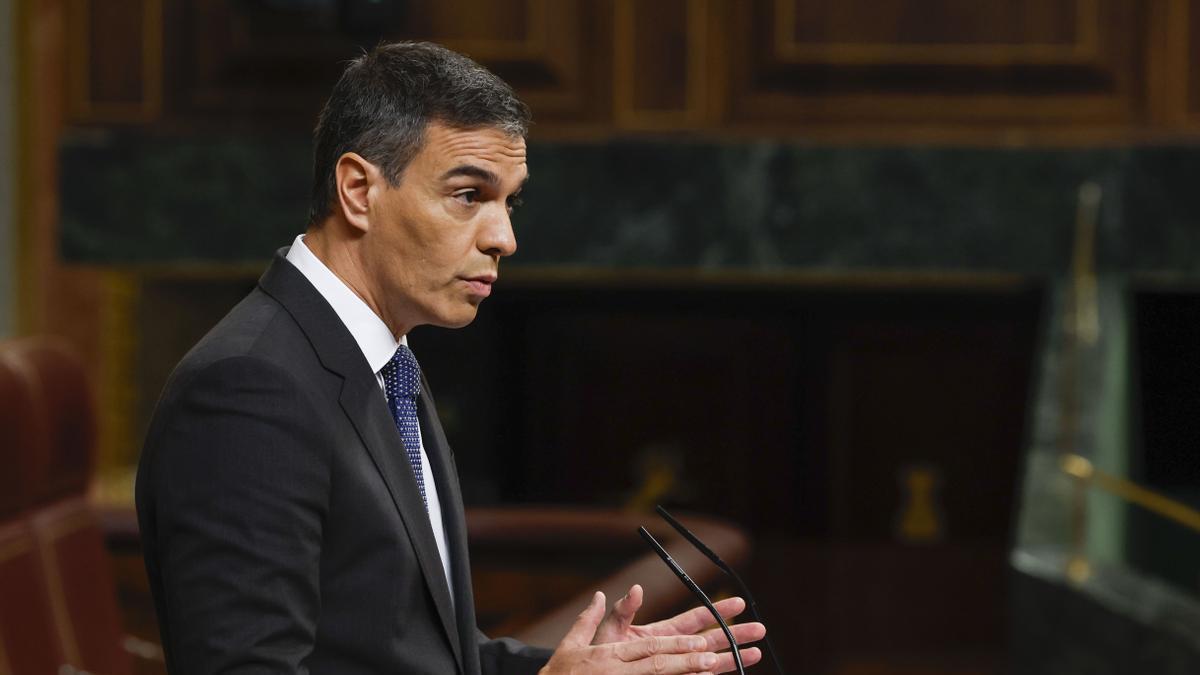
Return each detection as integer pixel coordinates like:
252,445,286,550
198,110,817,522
712,646,761,674
559,591,607,649
549,593,757,674
709,597,747,620
591,583,645,646
610,583,643,628
629,650,719,675
548,627,721,675
698,621,766,650
613,634,708,662
653,597,747,636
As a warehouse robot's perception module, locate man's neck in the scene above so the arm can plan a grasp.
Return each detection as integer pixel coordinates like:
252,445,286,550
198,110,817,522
303,225,408,339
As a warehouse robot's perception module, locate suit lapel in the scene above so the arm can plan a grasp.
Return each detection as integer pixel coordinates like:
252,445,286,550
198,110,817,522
341,376,464,672
418,380,480,674
258,253,464,672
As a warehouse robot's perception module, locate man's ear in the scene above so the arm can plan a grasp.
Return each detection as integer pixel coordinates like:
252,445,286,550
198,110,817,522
334,152,377,234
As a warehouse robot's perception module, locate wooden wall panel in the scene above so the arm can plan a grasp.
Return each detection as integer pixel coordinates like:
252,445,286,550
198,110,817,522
1184,0,1200,122
22,0,119,482
160,1,355,123
614,0,708,130
86,2,144,102
719,0,1147,131
66,0,161,123
779,0,1090,62
473,0,608,126
153,0,604,129
824,323,1030,540
58,0,1200,138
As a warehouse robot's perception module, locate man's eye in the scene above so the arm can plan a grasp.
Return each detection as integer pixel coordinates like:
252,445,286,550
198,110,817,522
453,189,478,205
506,194,524,213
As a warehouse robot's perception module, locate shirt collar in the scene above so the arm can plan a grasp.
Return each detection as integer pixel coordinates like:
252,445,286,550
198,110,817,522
284,233,404,375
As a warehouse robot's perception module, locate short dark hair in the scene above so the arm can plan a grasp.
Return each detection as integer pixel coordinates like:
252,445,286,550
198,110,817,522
308,41,531,225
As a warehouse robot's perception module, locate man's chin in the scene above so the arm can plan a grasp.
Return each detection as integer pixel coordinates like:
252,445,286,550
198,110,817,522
436,305,481,330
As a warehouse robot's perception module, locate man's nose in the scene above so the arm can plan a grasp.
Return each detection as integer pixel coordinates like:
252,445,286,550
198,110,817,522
480,207,517,258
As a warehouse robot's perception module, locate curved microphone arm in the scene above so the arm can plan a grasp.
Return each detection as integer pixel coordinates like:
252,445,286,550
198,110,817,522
638,527,745,675
655,505,787,675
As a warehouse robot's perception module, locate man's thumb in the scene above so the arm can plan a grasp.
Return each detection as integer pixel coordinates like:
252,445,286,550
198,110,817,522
558,591,606,649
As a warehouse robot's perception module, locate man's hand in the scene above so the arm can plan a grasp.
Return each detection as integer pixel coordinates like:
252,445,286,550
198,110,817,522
540,592,721,674
592,584,766,674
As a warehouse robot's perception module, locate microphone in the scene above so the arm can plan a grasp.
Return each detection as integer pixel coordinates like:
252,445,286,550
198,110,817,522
638,526,745,675
655,505,786,675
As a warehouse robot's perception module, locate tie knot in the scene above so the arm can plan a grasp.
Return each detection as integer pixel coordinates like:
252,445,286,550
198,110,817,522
382,345,422,399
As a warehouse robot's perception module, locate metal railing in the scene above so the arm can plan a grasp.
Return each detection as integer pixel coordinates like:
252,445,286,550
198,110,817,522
1061,452,1200,585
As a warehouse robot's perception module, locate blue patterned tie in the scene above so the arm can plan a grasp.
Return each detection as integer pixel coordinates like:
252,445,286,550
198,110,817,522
381,345,427,508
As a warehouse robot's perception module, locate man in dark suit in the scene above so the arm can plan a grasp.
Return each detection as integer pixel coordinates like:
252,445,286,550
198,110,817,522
136,41,764,674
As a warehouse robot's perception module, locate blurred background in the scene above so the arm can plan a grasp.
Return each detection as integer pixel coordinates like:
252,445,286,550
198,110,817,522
4,1,1200,674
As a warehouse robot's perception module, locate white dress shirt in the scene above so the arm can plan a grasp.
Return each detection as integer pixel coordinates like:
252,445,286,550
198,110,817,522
285,234,454,599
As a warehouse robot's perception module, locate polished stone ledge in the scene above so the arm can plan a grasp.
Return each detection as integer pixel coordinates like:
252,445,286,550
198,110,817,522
58,133,1200,275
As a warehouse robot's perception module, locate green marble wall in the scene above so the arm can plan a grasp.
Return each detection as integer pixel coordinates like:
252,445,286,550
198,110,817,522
58,134,1200,274
0,0,16,337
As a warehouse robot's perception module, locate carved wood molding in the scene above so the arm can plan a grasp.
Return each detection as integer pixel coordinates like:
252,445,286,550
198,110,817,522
151,0,596,124
55,0,1184,136
613,0,709,130
439,0,549,60
1153,0,1200,127
722,0,1145,127
66,0,162,124
772,0,1102,66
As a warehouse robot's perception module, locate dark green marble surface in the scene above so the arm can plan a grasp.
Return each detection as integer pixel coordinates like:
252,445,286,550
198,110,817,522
60,132,311,263
58,133,1200,273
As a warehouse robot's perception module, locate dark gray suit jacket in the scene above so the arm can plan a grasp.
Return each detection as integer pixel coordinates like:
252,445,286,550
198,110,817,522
136,253,551,674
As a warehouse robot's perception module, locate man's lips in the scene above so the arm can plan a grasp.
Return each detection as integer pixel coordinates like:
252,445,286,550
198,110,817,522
461,274,496,297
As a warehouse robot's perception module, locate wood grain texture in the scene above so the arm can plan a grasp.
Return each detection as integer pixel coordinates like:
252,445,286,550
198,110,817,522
720,0,1146,129
66,0,161,123
49,0,1200,138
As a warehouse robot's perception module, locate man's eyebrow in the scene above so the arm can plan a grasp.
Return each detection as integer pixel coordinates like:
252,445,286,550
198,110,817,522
439,165,500,185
